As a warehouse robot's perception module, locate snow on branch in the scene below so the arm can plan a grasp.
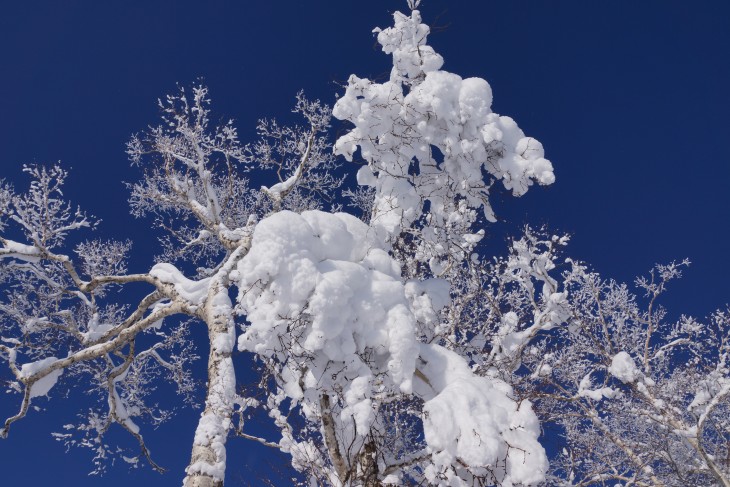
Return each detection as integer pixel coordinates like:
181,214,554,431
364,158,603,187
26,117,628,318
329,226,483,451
333,9,554,269
232,211,550,485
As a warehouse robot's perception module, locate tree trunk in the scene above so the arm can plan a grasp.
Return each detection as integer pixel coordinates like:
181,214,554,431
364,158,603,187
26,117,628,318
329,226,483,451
319,393,349,482
360,438,381,487
183,285,237,487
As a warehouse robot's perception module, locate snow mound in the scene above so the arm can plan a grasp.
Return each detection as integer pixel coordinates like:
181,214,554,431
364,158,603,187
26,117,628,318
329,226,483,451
235,211,421,414
416,344,548,486
609,351,640,384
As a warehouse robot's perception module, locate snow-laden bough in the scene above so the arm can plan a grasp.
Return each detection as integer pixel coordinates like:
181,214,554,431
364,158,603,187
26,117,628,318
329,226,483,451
234,210,548,485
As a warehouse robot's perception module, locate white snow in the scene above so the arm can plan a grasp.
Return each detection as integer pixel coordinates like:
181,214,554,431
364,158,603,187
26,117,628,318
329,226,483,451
405,278,450,327
231,11,554,483
608,351,640,384
1,239,42,262
578,373,616,401
415,343,548,485
150,263,211,306
333,10,555,256
20,357,63,398
236,210,420,399
81,314,115,343
261,163,304,201
235,210,460,450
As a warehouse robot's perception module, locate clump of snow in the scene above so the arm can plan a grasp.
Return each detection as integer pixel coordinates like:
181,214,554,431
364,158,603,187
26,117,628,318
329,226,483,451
689,387,713,412
415,344,547,485
534,363,552,378
21,317,49,334
688,376,730,416
20,357,63,398
235,211,438,432
577,373,616,401
382,473,401,484
209,289,235,354
333,9,554,257
374,9,443,82
109,387,140,434
81,313,115,343
405,278,450,327
150,262,211,306
233,10,555,483
608,351,640,384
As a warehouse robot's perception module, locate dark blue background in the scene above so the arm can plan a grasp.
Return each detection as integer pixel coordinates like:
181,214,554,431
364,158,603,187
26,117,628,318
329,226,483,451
1,1,729,485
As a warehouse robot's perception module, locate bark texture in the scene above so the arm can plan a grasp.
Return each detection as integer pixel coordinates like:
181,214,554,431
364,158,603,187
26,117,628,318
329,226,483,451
183,278,237,487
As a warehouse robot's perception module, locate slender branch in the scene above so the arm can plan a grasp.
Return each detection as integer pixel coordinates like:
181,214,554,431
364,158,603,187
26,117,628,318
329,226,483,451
319,393,349,481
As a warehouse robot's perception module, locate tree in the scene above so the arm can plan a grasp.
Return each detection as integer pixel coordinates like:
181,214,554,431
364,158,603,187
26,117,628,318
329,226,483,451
0,5,556,487
450,228,730,486
4,4,728,487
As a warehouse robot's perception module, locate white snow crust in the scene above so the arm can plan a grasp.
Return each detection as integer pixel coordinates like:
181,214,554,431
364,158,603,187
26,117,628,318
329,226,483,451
185,357,235,483
577,373,616,401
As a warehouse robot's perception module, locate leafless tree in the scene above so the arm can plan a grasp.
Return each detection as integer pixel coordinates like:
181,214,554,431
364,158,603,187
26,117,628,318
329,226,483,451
0,86,336,487
449,227,730,486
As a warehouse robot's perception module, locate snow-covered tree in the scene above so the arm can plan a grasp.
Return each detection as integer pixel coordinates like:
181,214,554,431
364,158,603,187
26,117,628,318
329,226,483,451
6,4,726,487
456,228,730,486
233,7,554,486
0,87,337,486
0,5,556,487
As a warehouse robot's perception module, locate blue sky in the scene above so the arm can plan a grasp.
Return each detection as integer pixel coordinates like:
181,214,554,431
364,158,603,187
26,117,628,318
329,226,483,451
1,1,729,485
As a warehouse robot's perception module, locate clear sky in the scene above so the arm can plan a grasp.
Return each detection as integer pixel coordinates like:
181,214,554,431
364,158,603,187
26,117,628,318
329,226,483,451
1,1,729,485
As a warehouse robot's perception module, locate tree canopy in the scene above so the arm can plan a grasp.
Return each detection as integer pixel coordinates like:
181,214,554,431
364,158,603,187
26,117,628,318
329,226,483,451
1,2,729,486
